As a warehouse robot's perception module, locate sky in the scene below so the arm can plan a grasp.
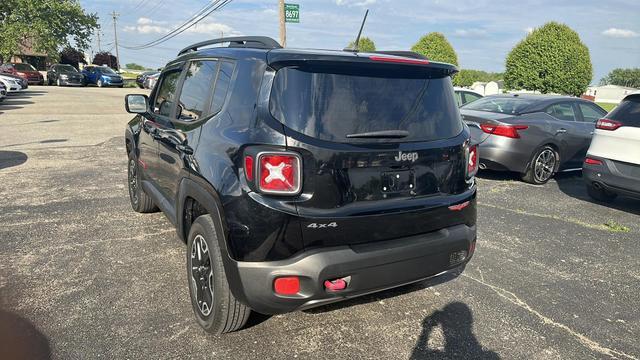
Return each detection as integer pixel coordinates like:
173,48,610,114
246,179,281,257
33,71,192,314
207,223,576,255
79,0,640,83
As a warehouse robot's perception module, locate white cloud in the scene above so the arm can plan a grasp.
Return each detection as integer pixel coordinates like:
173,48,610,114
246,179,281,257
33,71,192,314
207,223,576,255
602,28,638,38
454,28,487,38
123,17,238,36
186,22,239,36
335,0,376,6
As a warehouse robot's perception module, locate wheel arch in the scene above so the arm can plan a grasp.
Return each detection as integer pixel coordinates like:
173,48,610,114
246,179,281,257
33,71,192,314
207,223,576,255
177,177,250,306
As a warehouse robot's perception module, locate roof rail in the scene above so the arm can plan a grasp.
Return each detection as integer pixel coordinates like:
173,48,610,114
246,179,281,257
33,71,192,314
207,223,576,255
371,51,428,60
178,36,282,56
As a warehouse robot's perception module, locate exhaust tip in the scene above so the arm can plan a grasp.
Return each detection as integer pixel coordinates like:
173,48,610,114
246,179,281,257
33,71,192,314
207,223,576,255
479,163,487,170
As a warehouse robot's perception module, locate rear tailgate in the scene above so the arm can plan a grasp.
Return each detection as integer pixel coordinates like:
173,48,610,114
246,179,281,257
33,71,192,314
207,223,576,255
266,54,475,248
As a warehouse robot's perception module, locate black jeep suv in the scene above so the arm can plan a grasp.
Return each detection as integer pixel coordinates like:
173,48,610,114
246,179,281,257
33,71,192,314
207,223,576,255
124,37,478,334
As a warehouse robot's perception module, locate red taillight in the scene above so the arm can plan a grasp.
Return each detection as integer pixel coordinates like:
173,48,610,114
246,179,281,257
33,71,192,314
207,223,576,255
467,145,478,178
369,55,430,65
274,276,300,295
596,118,622,131
244,155,254,181
585,157,603,165
480,123,528,138
258,152,301,195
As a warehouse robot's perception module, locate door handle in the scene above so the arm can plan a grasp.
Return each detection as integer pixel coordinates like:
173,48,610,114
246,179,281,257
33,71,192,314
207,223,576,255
556,128,567,134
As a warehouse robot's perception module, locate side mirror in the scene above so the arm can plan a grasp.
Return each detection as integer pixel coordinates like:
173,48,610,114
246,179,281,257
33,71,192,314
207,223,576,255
125,94,149,114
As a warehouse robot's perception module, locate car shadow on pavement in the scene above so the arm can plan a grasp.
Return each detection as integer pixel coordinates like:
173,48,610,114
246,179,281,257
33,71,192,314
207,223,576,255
555,171,640,216
410,302,499,360
0,151,28,170
0,309,51,360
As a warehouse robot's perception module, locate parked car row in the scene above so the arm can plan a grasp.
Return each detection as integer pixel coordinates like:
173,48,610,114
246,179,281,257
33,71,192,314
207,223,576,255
1,62,128,88
135,70,160,89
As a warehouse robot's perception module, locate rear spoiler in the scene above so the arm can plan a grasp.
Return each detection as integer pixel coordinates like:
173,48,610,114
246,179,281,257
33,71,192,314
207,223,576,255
267,50,457,77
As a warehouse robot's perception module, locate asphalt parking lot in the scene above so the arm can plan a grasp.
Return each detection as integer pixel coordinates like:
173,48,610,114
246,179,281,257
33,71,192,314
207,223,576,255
1,87,639,359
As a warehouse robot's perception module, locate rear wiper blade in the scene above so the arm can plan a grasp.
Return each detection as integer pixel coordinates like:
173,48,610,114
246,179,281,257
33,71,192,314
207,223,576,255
346,130,409,139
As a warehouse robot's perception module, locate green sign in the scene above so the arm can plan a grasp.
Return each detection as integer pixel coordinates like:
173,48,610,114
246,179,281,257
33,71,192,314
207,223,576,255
284,3,299,23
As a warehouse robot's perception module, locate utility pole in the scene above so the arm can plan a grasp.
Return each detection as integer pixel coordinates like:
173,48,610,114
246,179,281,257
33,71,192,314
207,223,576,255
111,11,121,70
96,29,102,52
279,0,286,47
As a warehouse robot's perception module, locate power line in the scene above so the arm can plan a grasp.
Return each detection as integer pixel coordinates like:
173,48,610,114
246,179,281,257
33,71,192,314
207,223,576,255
123,0,228,49
122,0,233,50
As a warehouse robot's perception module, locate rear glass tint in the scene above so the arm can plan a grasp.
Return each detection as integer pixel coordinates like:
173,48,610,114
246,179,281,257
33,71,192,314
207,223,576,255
462,97,535,114
608,96,640,128
269,67,462,142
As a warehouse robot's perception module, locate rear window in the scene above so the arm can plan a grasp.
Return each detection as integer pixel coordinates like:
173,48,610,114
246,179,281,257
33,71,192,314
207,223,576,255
608,95,640,128
269,67,462,142
462,97,535,114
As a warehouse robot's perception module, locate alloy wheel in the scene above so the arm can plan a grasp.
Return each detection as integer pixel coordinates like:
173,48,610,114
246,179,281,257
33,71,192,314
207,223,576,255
190,234,214,316
534,149,556,183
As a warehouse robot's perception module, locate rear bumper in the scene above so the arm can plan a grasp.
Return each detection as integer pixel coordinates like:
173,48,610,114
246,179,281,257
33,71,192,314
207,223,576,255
583,156,640,198
478,136,533,173
229,224,476,314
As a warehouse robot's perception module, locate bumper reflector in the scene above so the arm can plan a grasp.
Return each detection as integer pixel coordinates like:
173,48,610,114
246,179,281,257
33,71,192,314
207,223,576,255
274,276,300,295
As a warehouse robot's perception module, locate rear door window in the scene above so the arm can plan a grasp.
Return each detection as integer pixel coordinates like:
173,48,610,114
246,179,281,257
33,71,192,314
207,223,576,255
546,103,577,122
578,102,606,123
176,60,218,121
210,61,235,115
269,67,462,142
607,96,640,128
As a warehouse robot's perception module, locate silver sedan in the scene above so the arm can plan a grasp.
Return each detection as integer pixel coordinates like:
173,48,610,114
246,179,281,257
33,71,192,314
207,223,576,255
461,94,607,184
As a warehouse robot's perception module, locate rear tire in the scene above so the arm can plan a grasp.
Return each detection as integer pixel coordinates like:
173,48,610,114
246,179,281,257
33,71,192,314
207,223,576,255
127,155,158,213
97,79,103,88
586,183,617,202
522,145,558,185
187,215,251,334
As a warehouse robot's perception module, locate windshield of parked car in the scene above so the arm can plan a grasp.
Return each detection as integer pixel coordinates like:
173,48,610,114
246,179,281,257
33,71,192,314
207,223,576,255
461,96,535,114
269,67,463,143
58,65,78,73
98,67,117,75
14,63,36,71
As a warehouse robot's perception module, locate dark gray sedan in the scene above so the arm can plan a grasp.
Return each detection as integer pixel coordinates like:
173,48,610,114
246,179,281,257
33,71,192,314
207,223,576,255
461,94,607,184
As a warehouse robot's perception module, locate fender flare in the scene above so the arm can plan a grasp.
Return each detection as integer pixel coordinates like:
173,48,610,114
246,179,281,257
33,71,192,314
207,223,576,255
176,176,250,306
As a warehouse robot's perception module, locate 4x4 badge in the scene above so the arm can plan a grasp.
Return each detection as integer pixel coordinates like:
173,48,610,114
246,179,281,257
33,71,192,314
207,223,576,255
395,151,418,162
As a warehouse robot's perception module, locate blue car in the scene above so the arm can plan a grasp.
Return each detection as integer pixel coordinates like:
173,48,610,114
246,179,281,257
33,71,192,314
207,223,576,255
81,66,124,87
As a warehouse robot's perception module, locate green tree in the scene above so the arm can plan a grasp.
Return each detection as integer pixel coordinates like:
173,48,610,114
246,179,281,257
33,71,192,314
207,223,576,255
0,0,98,62
126,63,147,71
600,68,640,88
411,32,458,66
347,37,376,52
453,69,503,87
504,22,592,96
